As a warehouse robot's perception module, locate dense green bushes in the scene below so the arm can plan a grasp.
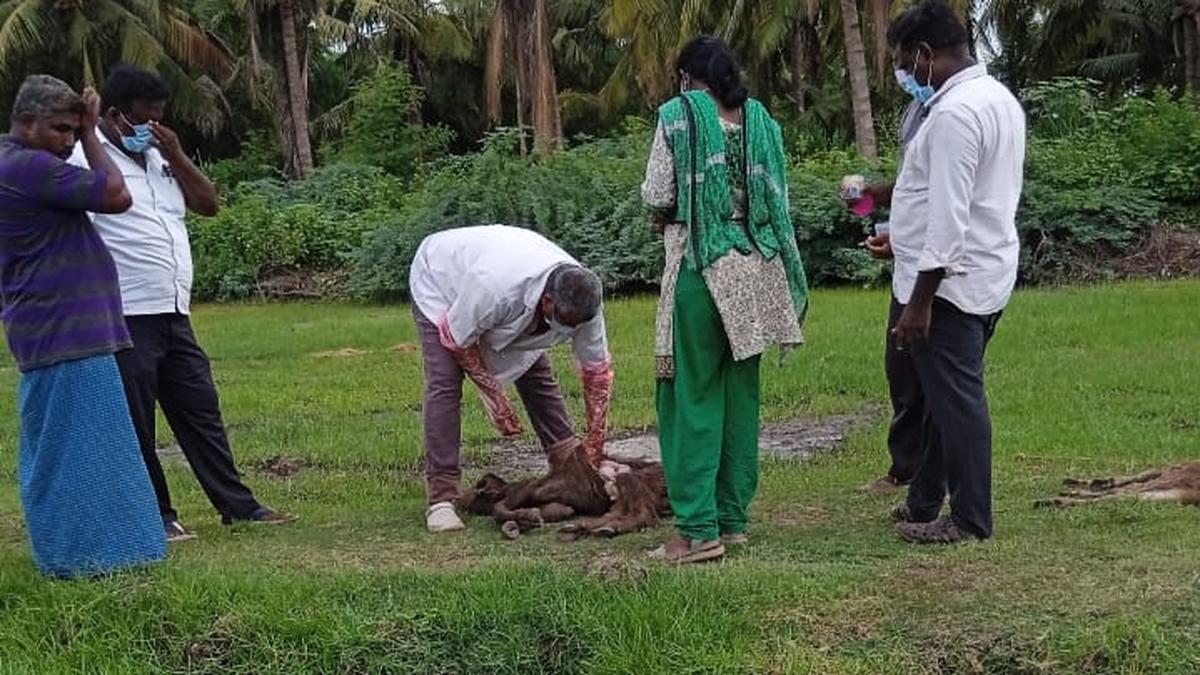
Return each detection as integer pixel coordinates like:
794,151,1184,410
189,164,403,299
189,80,1200,301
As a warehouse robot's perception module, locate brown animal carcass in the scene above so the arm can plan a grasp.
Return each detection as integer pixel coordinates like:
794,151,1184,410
1035,462,1200,508
457,439,671,540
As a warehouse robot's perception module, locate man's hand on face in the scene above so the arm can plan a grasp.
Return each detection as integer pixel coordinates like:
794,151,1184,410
865,233,894,259
149,121,184,160
81,88,101,132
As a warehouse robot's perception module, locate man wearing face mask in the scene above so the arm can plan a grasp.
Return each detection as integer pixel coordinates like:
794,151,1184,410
872,0,1026,544
409,225,615,533
69,65,296,542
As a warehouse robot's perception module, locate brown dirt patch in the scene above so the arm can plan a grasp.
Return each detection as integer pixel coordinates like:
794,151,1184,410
309,348,369,358
389,343,419,354
256,455,304,478
761,505,830,528
582,552,650,584
183,614,240,668
472,406,881,477
0,513,25,543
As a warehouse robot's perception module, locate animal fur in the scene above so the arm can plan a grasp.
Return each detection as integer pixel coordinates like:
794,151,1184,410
457,440,671,540
1035,462,1200,508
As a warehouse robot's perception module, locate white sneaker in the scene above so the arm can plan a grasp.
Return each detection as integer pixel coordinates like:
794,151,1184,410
426,502,465,533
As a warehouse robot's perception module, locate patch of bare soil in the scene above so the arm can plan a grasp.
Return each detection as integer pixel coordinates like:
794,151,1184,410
761,505,830,528
309,348,369,358
471,405,881,477
183,614,240,668
582,553,649,584
305,344,419,359
0,513,25,543
155,442,192,469
256,455,304,478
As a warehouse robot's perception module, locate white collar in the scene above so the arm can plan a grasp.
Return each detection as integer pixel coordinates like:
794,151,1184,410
925,63,988,109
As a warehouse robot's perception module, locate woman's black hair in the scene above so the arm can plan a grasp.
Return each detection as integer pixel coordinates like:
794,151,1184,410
675,36,749,109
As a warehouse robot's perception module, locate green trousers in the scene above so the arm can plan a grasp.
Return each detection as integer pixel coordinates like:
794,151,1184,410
657,263,762,542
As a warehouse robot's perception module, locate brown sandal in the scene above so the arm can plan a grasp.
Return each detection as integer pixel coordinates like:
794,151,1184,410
649,537,725,565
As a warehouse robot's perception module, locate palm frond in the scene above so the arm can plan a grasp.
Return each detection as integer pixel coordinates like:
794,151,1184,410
1078,50,1143,79
0,0,53,70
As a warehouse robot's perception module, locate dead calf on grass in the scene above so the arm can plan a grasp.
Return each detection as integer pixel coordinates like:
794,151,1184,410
457,440,670,540
1035,462,1200,508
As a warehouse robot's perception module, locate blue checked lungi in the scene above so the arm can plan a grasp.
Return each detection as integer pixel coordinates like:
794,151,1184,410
17,354,166,578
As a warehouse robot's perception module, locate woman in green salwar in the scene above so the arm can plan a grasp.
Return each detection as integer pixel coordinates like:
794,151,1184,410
642,36,810,564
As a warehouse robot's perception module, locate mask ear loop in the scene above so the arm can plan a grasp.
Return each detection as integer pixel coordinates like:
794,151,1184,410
919,43,934,88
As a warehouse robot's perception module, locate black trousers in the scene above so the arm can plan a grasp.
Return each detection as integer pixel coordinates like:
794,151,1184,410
900,298,1002,539
884,298,924,483
116,313,260,522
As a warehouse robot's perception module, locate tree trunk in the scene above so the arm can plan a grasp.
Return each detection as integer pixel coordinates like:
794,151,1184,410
485,2,507,126
394,36,426,124
279,0,313,179
840,0,878,159
790,20,819,112
869,0,891,83
515,49,528,157
1184,5,1200,94
528,0,561,153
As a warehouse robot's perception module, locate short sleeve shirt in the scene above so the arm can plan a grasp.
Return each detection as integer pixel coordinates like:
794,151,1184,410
0,135,132,372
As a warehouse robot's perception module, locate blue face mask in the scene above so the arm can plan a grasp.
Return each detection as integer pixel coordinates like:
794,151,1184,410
895,68,934,104
119,113,153,153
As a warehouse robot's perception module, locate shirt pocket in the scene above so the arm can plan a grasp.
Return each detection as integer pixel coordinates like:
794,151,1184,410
157,179,187,220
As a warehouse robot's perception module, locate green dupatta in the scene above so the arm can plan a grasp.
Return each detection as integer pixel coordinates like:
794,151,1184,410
657,91,809,323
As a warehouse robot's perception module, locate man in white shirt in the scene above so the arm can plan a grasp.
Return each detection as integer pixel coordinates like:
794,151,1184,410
409,225,615,533
70,65,295,542
866,1,1026,544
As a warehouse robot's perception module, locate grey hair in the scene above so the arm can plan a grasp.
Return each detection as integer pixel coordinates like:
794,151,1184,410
11,75,85,122
547,265,604,323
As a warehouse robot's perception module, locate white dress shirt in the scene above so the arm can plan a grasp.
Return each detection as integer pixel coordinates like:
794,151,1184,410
409,225,610,384
68,132,193,316
889,65,1027,315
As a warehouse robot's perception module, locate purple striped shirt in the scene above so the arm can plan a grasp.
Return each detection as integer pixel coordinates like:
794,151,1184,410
0,135,131,372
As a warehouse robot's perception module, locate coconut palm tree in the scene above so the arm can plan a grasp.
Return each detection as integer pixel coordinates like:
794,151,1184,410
485,0,562,153
0,0,230,132
206,0,318,177
602,0,881,156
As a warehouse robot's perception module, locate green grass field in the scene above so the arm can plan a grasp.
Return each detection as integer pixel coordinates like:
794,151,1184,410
1,281,1198,674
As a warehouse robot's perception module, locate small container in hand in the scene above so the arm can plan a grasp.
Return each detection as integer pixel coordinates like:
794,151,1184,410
841,174,866,201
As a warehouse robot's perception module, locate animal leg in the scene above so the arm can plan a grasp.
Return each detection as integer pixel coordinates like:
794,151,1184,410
1063,469,1164,492
1034,493,1124,508
1136,488,1193,503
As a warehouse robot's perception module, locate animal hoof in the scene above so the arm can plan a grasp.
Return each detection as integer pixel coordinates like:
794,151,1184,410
592,526,617,538
558,526,583,542
501,521,521,540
